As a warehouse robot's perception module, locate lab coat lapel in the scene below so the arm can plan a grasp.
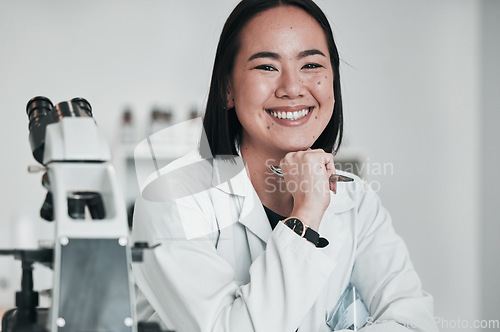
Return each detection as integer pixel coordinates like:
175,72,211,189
212,157,272,261
238,187,272,261
319,184,356,260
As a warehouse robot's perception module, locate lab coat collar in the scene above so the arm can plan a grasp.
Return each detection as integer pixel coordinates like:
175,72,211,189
211,155,249,197
211,156,356,244
329,181,356,214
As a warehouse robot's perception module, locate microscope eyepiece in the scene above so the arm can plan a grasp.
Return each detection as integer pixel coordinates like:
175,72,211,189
52,98,93,122
26,96,54,131
70,97,93,117
26,96,95,165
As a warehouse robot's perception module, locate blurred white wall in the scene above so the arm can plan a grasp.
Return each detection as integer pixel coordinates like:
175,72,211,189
0,0,498,330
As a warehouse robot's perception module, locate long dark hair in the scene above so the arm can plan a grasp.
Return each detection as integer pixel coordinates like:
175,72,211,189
202,0,343,158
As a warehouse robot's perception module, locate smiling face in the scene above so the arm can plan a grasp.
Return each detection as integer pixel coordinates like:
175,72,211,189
228,5,335,157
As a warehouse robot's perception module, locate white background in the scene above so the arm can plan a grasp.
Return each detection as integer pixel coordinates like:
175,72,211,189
0,1,498,331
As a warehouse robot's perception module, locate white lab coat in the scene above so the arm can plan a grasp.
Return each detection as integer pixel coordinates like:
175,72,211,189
132,151,438,332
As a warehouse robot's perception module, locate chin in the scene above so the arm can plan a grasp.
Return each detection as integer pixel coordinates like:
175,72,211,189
280,142,313,153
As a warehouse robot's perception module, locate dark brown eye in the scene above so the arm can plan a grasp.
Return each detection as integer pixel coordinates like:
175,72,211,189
255,65,277,71
302,63,322,69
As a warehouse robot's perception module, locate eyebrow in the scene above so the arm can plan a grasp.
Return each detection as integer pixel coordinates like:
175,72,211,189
248,51,280,62
298,49,326,58
247,49,326,62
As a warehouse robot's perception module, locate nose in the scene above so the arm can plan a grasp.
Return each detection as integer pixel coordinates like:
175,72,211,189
275,69,304,99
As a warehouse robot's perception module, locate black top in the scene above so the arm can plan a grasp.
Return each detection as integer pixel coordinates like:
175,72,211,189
263,205,284,230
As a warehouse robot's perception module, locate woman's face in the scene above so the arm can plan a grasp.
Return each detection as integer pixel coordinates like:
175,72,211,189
228,5,335,156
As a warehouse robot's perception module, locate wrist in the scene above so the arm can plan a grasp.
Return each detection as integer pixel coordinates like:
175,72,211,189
290,207,323,231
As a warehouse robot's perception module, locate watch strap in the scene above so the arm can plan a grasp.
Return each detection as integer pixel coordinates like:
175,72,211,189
317,237,329,248
304,227,320,247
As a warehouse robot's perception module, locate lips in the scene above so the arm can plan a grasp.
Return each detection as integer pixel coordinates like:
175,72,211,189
266,107,313,121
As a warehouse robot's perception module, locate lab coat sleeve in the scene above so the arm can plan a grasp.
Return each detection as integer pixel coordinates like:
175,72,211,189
349,184,438,331
132,194,341,332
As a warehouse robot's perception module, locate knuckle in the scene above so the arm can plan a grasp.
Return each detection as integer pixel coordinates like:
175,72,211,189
284,152,296,162
304,153,315,162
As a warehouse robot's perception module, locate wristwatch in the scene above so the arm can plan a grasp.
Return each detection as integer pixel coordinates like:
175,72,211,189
282,217,320,247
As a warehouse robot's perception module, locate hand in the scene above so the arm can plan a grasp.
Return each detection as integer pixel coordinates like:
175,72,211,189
279,149,336,231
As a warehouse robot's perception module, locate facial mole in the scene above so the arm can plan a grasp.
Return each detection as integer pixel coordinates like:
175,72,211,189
315,116,318,119
267,126,270,129
317,81,321,85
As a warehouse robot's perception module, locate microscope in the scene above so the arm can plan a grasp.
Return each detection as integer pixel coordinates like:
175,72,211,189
1,97,168,332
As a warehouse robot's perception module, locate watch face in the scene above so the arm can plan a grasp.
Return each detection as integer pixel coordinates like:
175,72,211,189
285,218,304,236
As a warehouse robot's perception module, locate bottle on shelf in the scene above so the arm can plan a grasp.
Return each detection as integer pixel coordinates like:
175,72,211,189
120,107,136,144
148,106,173,137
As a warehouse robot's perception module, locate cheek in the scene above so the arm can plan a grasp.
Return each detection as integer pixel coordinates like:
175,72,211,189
310,75,335,105
235,76,274,106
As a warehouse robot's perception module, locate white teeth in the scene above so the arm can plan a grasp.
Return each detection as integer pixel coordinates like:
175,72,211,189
269,108,310,121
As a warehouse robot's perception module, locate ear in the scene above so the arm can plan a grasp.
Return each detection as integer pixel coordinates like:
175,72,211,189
226,83,235,109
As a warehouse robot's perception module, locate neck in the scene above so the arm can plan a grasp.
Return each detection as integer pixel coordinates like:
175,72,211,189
240,143,293,217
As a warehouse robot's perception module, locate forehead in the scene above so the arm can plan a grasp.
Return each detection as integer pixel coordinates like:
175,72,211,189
239,6,328,55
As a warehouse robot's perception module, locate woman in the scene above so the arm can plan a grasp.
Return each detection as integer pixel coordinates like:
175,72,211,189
132,0,438,331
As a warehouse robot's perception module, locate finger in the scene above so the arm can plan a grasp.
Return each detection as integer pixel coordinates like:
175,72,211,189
330,178,337,194
324,154,335,171
323,154,336,193
323,154,336,182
